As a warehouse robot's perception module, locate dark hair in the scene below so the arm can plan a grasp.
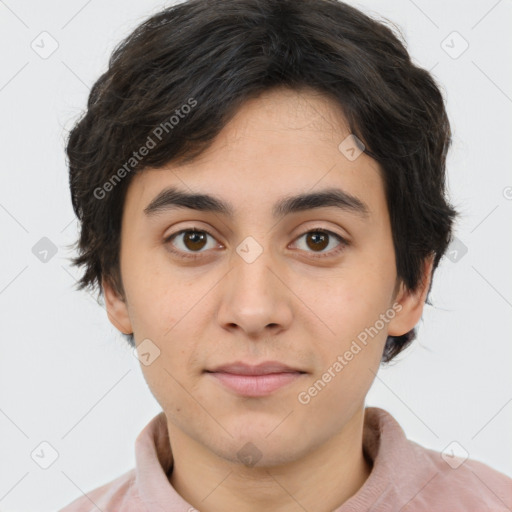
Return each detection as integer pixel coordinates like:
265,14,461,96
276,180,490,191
66,0,458,363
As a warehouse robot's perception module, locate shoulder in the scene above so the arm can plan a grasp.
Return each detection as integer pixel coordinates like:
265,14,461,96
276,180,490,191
57,468,144,512
409,440,512,510
361,408,512,511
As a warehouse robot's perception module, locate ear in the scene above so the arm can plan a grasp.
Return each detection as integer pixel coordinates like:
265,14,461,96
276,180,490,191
387,255,434,337
101,276,133,335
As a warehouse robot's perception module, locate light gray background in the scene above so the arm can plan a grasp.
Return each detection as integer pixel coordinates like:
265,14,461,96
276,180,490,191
0,1,511,510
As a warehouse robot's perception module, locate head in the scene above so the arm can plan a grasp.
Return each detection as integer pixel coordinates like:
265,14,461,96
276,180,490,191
67,0,457,466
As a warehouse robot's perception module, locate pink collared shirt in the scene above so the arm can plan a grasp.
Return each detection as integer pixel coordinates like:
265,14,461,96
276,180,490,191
58,407,512,511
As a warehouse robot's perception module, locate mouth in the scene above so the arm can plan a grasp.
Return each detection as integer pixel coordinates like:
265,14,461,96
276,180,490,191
204,361,307,397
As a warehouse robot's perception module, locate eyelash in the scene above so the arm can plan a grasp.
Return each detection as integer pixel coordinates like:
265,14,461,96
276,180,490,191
164,227,348,260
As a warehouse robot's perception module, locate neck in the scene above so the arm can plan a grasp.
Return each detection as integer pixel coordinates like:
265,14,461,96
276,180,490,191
168,406,372,512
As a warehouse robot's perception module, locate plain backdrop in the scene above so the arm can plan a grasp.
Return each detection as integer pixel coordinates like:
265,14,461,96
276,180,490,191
0,0,511,510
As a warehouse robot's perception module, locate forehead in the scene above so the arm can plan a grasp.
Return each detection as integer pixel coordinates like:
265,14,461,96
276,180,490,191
124,87,385,220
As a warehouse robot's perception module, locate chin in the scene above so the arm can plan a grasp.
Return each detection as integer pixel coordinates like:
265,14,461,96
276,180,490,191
211,427,309,468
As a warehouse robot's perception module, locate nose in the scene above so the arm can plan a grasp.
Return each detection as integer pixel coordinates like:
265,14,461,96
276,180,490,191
216,244,293,338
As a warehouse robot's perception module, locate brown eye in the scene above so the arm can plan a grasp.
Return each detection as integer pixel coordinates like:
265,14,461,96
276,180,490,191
181,230,208,251
305,231,329,251
293,229,347,258
165,228,218,259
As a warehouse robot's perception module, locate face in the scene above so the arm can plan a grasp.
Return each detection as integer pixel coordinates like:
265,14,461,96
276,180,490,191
104,87,430,467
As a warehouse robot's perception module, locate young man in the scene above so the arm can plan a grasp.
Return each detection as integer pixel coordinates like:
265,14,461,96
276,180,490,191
60,0,512,510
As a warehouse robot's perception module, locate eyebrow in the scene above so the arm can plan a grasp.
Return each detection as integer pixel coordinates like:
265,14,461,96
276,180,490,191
143,186,370,220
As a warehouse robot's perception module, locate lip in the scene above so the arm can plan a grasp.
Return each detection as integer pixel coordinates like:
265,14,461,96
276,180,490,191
207,361,304,375
205,361,306,397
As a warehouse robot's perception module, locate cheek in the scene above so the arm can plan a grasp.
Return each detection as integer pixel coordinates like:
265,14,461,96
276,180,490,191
303,266,394,399
298,292,387,419
139,361,193,426
313,271,394,341
122,254,181,337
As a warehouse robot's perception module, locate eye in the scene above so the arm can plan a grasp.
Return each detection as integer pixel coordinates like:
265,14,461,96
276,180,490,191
291,228,348,258
164,228,220,259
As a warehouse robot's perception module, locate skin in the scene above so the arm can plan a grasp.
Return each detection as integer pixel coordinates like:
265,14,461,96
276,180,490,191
103,86,433,512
